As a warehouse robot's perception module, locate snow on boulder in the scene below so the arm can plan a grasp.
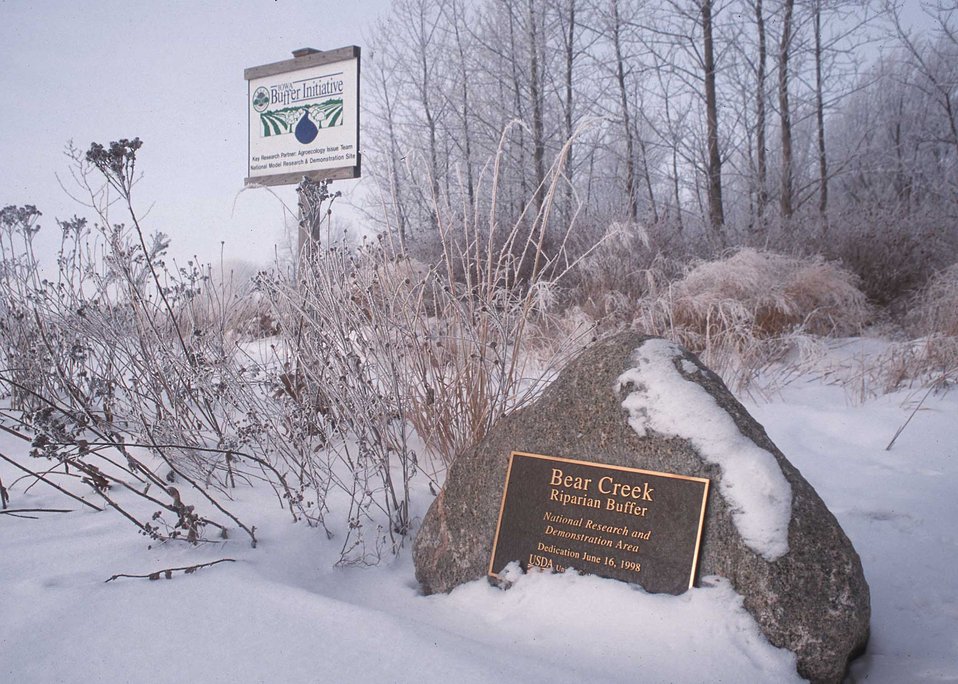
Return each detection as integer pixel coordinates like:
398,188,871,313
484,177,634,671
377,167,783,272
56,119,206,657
617,338,793,560
413,333,869,684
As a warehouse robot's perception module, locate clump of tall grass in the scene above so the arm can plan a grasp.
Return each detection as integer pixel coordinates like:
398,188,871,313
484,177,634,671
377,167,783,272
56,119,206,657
877,264,958,391
268,128,599,472
179,259,277,341
632,248,871,389
905,264,958,338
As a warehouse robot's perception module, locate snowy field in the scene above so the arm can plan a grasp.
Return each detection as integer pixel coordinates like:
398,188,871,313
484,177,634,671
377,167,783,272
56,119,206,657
1,351,956,683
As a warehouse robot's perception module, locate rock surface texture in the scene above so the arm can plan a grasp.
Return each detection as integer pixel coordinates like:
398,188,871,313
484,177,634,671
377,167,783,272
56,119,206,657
413,333,870,683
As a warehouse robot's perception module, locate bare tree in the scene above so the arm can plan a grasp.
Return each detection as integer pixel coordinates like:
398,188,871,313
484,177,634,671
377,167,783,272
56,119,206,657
813,0,828,230
754,0,770,225
702,0,727,235
610,0,640,220
528,0,548,210
779,0,796,220
366,44,410,248
888,0,958,165
442,0,478,208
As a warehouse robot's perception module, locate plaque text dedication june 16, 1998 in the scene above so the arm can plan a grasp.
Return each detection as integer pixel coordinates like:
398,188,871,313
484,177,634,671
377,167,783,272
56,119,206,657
489,451,710,595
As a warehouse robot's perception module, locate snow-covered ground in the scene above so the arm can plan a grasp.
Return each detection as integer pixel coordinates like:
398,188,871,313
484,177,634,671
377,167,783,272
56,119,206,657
1,355,956,683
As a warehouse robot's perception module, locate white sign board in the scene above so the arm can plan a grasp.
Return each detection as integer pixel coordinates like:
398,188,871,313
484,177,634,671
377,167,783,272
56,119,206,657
245,46,360,186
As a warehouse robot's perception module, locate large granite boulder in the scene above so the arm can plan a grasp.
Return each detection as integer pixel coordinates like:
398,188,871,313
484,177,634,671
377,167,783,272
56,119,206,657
413,333,869,683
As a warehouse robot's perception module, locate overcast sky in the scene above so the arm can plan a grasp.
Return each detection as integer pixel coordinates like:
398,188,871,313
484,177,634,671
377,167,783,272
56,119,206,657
1,0,933,270
0,0,389,268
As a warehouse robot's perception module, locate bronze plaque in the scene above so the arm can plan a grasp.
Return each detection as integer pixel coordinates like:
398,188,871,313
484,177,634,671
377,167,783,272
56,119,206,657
489,451,710,595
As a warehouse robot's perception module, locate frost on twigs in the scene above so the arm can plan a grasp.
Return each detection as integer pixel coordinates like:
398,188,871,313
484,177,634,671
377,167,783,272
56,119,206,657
104,558,236,583
0,142,265,550
632,248,871,393
0,134,596,565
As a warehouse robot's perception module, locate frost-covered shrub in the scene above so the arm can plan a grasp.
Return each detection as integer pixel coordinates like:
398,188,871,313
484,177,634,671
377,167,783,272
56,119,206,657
632,249,871,389
178,260,277,340
264,181,595,480
0,145,264,548
570,222,652,300
876,264,958,391
822,208,952,305
250,142,598,559
0,205,45,411
561,219,691,328
0,137,596,565
0,145,355,553
647,249,869,337
876,337,958,392
906,264,958,337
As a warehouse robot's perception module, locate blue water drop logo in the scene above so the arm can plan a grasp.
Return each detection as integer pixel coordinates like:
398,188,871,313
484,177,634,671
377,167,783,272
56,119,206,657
295,110,319,144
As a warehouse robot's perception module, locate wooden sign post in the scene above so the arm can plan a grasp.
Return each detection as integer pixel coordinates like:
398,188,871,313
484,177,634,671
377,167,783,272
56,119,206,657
244,46,361,262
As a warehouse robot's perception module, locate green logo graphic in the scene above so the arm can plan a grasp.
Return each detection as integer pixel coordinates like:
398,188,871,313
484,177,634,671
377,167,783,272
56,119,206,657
258,99,344,142
251,87,270,113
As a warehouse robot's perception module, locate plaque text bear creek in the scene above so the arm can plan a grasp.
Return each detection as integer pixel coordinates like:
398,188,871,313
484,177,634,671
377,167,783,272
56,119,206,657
489,451,710,594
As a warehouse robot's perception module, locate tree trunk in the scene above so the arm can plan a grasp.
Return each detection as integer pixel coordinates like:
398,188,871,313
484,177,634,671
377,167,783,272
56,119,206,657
384,76,408,249
528,0,546,212
755,0,769,228
506,4,529,216
638,132,659,223
451,0,475,208
562,0,576,223
702,0,726,236
779,0,795,221
665,92,685,234
814,0,828,233
611,0,638,221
